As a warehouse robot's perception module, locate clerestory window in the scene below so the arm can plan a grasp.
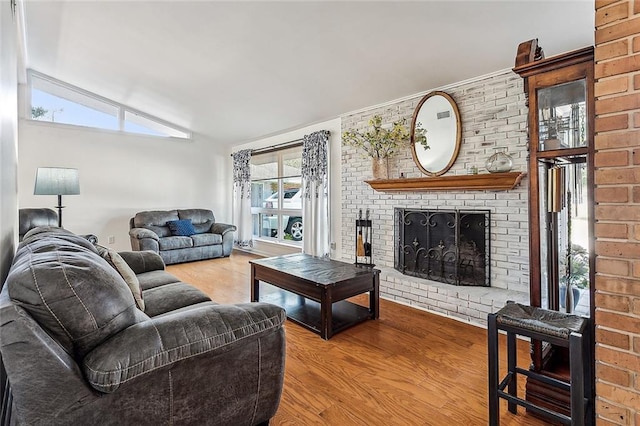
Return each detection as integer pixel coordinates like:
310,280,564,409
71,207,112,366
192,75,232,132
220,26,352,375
28,70,191,139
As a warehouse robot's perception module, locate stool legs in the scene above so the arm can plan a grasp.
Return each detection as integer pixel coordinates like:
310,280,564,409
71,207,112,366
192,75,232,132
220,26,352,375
569,332,585,426
583,327,594,425
488,313,499,426
507,331,517,414
488,304,592,425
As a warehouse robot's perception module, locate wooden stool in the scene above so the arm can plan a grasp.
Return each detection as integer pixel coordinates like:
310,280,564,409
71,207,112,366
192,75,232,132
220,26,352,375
487,301,592,425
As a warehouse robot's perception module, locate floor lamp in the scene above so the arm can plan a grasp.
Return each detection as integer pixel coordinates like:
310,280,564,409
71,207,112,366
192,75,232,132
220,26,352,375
33,167,80,228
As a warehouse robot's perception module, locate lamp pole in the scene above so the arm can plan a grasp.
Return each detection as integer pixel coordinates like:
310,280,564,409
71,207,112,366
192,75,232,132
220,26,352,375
56,195,64,227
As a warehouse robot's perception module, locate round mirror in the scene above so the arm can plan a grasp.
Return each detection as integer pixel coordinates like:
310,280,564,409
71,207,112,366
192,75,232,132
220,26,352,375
410,91,461,176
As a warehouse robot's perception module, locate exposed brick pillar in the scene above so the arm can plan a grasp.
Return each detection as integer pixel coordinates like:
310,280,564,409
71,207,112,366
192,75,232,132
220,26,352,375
595,1,640,424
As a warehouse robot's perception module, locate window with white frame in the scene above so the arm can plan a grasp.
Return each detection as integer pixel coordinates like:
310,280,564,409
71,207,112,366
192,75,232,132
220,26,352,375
250,145,303,245
28,70,191,139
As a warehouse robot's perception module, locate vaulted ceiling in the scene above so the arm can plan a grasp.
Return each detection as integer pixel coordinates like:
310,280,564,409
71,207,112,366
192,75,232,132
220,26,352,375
21,1,594,146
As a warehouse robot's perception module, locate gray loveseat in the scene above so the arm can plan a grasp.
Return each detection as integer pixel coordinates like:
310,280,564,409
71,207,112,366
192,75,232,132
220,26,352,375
129,209,236,265
0,227,285,425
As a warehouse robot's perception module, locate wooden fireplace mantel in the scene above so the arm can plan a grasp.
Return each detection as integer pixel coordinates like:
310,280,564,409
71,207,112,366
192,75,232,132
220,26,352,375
364,171,526,192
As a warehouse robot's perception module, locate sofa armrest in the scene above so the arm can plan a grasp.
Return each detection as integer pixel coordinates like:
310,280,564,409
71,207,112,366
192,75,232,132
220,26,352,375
129,227,159,241
118,250,165,274
83,302,285,393
211,223,236,236
129,228,160,252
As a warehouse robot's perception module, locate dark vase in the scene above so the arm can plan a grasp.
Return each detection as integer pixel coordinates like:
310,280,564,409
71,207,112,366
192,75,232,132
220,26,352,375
559,286,580,311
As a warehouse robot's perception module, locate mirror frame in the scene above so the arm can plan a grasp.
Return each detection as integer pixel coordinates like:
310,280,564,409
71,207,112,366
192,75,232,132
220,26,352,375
410,91,462,177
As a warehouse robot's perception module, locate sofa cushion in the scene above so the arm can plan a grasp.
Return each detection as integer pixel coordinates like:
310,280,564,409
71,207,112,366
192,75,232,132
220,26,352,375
133,210,179,238
95,245,145,311
191,233,223,247
141,282,211,317
178,209,215,234
82,302,285,393
7,229,140,359
192,219,214,234
178,209,215,225
148,225,171,238
159,236,193,251
22,226,99,254
137,270,182,291
167,219,196,237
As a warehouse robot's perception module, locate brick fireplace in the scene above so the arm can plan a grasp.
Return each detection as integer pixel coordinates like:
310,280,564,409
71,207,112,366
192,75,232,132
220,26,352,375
340,70,531,325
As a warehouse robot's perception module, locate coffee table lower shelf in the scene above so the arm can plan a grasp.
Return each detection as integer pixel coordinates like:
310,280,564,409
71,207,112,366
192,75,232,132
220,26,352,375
259,284,372,337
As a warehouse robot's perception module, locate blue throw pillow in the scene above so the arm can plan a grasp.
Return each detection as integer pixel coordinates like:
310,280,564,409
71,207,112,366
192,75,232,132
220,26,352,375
167,219,196,237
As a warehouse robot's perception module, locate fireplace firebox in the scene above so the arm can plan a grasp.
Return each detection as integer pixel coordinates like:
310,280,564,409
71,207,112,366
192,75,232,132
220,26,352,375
394,208,490,287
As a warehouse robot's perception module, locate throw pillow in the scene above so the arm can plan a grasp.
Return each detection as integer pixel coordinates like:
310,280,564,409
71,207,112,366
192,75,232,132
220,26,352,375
96,245,145,311
167,219,196,236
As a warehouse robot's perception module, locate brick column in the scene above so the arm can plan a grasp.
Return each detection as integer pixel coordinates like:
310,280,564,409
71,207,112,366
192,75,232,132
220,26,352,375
595,1,640,424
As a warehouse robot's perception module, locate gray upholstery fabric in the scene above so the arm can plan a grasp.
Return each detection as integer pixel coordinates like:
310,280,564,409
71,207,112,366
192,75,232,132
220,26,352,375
160,245,223,265
95,245,146,311
129,227,159,241
129,209,236,264
178,209,215,225
22,226,99,253
84,302,286,393
192,219,214,234
159,236,193,251
0,228,286,425
118,250,165,275
7,230,139,359
133,210,179,228
191,232,222,247
18,208,58,240
141,282,211,317
137,269,182,291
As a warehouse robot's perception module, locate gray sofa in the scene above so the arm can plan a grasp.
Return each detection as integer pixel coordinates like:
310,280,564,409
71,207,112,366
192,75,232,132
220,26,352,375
18,208,58,240
0,227,285,425
129,209,236,265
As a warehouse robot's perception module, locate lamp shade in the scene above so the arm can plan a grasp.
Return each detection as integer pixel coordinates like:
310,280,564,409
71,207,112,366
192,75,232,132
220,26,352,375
34,167,80,195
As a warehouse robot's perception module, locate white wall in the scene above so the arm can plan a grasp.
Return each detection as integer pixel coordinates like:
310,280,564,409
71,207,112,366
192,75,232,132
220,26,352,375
231,118,342,258
0,1,19,283
18,108,231,252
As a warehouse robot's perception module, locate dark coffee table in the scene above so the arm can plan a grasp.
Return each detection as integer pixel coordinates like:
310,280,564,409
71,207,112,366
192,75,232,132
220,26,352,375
250,253,379,340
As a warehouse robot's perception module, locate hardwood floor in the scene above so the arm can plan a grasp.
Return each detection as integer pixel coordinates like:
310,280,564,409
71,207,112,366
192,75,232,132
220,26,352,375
167,251,549,425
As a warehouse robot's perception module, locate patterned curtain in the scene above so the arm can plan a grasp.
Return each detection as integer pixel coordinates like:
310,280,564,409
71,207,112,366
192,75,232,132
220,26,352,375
301,130,330,257
232,149,253,248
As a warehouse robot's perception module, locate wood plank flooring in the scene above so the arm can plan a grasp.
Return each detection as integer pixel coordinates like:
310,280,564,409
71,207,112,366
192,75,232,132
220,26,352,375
167,251,549,426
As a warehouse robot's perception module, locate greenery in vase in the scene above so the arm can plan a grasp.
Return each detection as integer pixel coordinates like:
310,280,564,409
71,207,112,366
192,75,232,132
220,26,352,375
342,115,427,159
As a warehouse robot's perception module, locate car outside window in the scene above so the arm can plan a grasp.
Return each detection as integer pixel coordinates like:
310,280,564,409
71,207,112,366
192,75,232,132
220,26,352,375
250,146,303,244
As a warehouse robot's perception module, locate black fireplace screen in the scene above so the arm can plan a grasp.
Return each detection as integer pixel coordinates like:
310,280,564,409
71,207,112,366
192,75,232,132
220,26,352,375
394,208,490,287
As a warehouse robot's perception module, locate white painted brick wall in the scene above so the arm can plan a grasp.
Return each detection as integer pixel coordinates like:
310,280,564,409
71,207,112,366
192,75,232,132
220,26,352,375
340,70,530,325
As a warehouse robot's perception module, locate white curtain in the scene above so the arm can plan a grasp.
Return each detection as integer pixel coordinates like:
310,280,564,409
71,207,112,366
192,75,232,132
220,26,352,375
232,149,253,248
301,130,330,257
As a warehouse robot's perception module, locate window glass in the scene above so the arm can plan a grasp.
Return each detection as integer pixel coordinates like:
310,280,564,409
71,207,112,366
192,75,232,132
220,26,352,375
29,71,190,139
250,145,303,245
124,110,189,138
282,147,302,177
538,79,587,151
31,88,119,130
252,179,278,209
281,178,302,211
539,157,590,317
250,152,278,180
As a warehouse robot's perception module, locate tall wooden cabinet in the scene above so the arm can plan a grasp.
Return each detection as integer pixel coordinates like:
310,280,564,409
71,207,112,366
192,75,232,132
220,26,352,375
513,44,595,418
